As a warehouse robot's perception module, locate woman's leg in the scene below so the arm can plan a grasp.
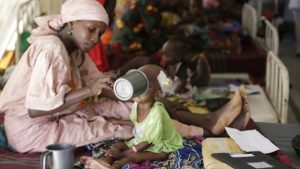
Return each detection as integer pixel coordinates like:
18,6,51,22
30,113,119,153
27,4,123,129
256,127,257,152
161,89,245,136
229,94,250,130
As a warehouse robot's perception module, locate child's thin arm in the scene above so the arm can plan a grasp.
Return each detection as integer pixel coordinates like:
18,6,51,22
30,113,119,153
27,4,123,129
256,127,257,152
124,141,151,155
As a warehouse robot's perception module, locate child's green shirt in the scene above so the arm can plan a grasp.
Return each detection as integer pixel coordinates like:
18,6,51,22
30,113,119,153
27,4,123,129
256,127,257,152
126,101,183,153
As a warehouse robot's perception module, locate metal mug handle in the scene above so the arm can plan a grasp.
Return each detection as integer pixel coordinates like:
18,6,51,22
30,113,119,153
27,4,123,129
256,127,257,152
41,150,51,169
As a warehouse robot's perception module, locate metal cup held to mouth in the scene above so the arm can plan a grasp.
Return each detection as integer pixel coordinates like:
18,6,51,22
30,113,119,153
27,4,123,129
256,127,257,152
114,69,149,101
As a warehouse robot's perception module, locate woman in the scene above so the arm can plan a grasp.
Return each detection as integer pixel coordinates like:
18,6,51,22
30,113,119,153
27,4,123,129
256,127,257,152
0,0,134,153
0,0,249,153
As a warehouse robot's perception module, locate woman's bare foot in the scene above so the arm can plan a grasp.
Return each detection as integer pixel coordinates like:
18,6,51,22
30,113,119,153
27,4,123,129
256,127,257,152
229,95,251,130
208,89,242,135
80,156,112,169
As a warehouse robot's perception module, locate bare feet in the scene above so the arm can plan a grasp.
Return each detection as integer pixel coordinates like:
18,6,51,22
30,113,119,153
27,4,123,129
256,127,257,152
106,146,123,159
111,158,130,169
80,156,112,169
208,89,242,135
229,95,251,130
112,160,125,169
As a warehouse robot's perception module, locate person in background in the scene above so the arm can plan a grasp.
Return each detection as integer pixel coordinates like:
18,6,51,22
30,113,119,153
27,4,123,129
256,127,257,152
160,37,211,94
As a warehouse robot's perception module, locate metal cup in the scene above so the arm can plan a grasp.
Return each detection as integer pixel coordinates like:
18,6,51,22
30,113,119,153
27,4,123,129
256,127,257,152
114,69,149,101
40,143,75,169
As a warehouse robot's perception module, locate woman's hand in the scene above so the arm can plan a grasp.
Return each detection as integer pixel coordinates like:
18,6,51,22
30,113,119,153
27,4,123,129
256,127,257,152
89,75,114,96
101,71,118,79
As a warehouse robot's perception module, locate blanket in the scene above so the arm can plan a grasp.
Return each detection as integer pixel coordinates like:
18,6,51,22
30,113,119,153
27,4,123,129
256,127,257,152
77,137,204,169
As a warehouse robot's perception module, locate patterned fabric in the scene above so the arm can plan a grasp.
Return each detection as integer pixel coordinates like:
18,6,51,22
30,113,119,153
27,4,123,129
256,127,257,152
80,137,203,169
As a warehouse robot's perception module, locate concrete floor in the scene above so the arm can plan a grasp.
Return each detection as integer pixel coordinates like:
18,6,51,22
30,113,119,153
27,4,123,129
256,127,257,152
279,35,300,124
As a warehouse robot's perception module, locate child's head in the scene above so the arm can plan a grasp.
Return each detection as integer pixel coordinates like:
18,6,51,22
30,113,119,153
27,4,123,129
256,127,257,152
132,64,164,103
161,38,189,66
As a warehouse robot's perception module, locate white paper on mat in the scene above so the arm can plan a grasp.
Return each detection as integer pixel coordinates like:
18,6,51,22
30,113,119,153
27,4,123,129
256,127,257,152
225,127,279,154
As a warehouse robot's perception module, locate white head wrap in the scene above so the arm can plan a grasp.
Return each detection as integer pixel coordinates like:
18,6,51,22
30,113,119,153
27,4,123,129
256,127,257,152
28,0,109,43
61,0,108,25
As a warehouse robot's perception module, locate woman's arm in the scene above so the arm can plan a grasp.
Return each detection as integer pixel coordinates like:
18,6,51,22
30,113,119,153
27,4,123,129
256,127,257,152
28,87,93,117
106,117,134,126
28,76,113,118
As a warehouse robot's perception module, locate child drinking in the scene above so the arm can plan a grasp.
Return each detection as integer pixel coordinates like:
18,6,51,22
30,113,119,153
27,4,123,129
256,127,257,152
81,64,184,169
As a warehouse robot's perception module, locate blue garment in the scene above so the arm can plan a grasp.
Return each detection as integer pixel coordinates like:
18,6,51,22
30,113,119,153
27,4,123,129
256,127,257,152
0,125,15,151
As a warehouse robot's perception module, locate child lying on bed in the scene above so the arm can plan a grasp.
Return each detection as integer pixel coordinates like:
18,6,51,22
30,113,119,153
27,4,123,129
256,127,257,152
160,37,211,94
80,64,184,169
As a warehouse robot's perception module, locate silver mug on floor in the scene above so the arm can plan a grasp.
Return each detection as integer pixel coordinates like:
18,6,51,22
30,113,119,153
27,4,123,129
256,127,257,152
40,143,75,169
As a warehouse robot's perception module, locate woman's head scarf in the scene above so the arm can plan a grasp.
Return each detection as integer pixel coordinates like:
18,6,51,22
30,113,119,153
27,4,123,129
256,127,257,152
28,0,109,44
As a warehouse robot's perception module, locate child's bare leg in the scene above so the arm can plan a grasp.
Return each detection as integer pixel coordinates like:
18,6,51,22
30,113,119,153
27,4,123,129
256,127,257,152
112,152,168,169
163,89,242,136
229,95,251,130
105,141,129,164
80,156,111,169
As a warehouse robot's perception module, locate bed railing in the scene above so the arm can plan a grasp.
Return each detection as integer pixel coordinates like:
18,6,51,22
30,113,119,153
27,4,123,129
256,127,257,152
265,51,289,123
262,17,279,55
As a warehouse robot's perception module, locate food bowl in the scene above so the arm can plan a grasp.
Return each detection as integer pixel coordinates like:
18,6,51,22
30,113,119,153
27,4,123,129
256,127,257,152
292,134,300,156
